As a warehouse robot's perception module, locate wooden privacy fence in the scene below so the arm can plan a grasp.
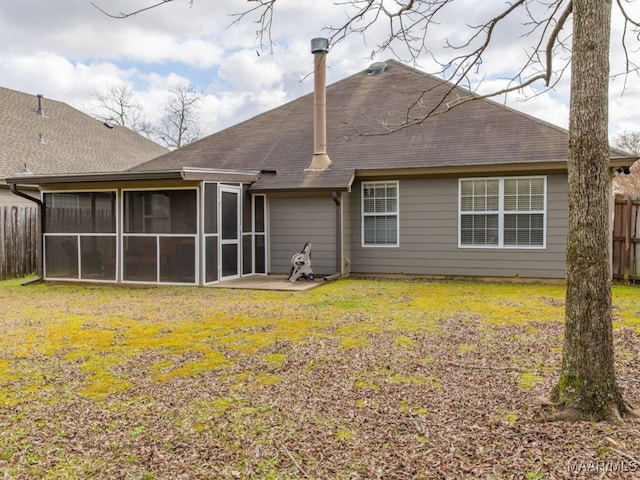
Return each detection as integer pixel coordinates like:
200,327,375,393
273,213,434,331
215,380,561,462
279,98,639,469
613,194,640,283
0,206,39,280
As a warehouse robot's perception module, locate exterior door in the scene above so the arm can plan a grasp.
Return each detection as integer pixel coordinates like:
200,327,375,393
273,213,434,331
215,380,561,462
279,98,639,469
220,186,241,279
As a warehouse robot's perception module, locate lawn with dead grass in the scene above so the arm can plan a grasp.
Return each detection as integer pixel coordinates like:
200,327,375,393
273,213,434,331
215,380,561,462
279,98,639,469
0,277,638,479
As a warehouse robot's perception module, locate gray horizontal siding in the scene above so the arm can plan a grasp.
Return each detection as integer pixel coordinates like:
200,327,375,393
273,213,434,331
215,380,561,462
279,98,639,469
349,175,568,279
268,196,337,276
0,188,36,207
342,192,352,276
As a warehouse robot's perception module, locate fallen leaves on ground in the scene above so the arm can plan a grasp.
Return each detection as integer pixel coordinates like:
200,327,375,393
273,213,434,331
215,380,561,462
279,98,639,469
0,278,638,479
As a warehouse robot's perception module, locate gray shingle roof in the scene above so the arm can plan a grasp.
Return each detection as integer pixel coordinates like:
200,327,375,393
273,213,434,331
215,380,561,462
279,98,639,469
0,86,167,183
127,60,634,191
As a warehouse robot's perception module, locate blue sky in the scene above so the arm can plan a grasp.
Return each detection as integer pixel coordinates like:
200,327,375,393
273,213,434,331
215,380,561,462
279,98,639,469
1,0,639,141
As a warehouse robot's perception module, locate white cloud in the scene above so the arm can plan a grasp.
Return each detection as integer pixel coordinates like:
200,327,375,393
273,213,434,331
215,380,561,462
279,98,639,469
0,52,137,106
218,50,284,91
610,85,640,137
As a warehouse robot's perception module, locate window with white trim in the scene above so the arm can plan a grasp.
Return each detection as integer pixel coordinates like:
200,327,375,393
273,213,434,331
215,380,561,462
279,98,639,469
50,193,79,209
459,176,546,248
362,181,399,247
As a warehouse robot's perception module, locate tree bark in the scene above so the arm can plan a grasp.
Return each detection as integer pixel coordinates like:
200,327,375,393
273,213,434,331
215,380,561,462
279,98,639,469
551,0,629,422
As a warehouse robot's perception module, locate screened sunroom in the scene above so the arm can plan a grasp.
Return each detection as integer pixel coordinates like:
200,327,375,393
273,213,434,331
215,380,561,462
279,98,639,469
16,169,266,286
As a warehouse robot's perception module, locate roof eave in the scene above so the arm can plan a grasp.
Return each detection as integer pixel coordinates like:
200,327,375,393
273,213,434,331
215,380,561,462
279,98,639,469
6,168,261,186
355,157,638,179
610,154,639,167
249,184,351,194
180,167,260,182
6,170,184,185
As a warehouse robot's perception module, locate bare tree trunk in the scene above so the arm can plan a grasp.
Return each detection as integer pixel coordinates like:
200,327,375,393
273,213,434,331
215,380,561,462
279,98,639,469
552,0,630,422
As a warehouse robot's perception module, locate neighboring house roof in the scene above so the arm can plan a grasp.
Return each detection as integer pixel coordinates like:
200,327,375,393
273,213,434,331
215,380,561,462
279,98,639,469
0,86,167,186
127,59,635,192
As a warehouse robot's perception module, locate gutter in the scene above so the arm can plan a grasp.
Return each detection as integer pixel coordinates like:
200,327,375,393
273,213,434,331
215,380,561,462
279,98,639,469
249,185,351,194
9,184,45,285
6,168,260,186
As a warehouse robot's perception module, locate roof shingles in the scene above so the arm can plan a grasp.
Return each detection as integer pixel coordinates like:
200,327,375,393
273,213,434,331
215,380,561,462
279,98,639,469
0,86,167,184
131,60,583,191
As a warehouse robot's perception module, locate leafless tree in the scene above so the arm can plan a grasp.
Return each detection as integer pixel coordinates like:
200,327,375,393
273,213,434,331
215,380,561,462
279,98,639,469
614,131,640,194
91,81,202,148
616,131,640,155
93,0,640,422
91,83,153,136
155,82,202,150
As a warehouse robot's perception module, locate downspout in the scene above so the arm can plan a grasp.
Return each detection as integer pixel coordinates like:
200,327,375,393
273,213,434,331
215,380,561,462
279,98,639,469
9,184,45,284
326,191,342,282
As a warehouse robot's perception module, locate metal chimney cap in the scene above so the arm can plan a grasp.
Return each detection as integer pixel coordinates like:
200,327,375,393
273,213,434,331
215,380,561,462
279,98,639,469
311,37,329,53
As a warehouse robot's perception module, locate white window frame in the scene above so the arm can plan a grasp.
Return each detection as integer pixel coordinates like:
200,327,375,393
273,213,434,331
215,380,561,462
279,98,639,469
458,176,547,249
361,180,400,248
50,192,80,209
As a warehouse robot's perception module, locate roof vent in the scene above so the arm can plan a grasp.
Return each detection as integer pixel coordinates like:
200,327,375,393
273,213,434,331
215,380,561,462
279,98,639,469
16,164,33,176
36,94,46,116
103,122,114,129
368,61,388,74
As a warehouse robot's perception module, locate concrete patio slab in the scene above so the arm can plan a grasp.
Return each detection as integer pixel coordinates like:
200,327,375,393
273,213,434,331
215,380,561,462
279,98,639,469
208,274,322,291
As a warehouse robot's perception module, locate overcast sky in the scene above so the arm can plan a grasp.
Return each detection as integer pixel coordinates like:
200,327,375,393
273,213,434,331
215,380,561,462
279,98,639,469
1,0,639,142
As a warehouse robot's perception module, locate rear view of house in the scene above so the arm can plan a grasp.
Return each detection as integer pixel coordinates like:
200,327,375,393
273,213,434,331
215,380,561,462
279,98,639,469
8,43,637,286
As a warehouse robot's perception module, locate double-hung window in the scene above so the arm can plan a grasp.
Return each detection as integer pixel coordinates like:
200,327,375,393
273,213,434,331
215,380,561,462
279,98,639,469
459,176,546,248
362,181,399,247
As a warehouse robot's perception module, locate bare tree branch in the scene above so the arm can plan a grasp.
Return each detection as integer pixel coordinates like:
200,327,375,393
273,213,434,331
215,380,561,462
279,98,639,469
328,0,455,61
615,0,640,90
616,0,640,29
90,83,153,136
229,0,277,53
337,1,574,137
90,0,181,19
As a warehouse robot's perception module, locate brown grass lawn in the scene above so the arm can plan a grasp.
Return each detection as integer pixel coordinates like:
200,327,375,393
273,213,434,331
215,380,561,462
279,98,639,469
0,277,639,479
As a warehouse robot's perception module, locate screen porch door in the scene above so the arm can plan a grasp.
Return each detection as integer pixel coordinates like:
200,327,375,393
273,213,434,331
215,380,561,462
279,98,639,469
220,186,241,280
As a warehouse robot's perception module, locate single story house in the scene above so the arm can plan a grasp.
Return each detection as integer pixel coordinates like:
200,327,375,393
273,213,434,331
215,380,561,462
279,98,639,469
7,44,637,286
0,86,167,207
